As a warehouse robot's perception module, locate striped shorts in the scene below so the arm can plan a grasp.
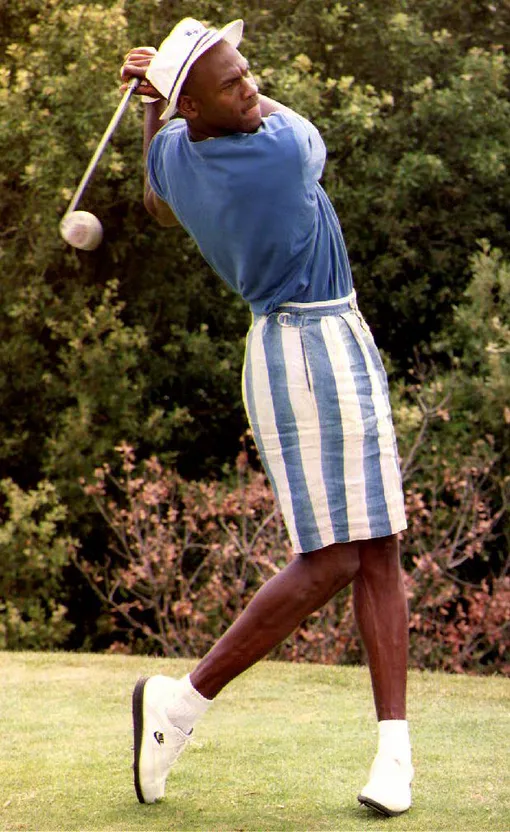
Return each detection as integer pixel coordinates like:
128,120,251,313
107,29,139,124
242,291,407,554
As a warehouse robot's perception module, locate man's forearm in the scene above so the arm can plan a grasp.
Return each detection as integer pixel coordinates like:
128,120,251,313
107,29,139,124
143,99,167,159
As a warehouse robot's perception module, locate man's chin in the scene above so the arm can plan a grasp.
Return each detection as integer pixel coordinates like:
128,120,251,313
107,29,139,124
243,104,262,132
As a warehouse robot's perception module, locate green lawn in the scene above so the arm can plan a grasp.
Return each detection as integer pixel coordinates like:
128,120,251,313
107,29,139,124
0,652,508,831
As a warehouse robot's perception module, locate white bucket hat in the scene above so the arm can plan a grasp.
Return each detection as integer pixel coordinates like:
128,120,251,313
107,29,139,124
146,17,244,120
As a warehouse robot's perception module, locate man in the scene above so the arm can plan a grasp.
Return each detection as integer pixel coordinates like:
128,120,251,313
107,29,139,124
121,16,413,818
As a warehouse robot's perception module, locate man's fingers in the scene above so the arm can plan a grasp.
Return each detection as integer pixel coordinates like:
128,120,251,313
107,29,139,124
120,63,145,80
120,47,157,77
122,46,157,62
120,46,160,97
119,78,163,99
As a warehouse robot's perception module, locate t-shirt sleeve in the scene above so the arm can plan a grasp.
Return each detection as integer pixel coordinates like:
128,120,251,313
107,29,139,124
146,119,185,202
268,110,326,184
146,134,164,200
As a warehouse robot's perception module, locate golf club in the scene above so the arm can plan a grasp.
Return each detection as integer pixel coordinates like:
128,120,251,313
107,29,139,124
60,76,140,250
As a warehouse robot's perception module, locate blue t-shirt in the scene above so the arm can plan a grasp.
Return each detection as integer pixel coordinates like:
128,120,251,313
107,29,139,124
147,110,353,314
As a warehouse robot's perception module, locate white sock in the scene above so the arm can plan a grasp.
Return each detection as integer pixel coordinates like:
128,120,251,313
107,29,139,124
165,674,212,734
377,719,412,765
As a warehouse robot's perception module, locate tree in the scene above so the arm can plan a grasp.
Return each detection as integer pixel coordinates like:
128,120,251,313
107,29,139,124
0,0,508,654
0,0,249,495
233,0,510,361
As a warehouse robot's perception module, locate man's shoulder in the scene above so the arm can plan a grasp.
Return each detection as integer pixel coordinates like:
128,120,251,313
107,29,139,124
265,109,317,135
263,110,325,176
160,117,187,136
264,110,323,152
152,117,187,147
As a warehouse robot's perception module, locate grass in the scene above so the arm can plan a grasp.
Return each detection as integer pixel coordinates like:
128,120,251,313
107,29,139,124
0,653,508,831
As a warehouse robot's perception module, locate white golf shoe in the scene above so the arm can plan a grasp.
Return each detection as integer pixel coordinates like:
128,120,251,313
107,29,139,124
132,675,192,803
358,753,414,816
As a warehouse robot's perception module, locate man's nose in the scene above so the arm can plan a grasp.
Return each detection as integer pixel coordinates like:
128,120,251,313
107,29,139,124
242,75,258,97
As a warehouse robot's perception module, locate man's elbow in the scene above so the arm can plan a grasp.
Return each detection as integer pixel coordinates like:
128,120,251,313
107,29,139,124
144,189,180,228
143,192,157,219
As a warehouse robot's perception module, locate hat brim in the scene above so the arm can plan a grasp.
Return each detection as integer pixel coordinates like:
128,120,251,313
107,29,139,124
159,19,243,121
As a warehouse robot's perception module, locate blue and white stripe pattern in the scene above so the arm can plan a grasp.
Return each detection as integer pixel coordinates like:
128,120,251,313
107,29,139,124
242,292,407,553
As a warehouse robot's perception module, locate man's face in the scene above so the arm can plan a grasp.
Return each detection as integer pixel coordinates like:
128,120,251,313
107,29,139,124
178,40,262,137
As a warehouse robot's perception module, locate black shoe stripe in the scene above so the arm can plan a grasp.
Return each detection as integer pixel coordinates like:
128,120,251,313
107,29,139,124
357,794,405,817
132,676,150,804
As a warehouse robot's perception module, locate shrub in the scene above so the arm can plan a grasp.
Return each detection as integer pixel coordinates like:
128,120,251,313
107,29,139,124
402,440,509,674
75,439,361,664
75,433,508,674
0,478,75,649
74,441,291,657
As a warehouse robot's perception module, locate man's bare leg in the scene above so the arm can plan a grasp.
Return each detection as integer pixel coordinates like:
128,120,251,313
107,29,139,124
352,534,408,721
353,534,413,816
191,540,360,699
133,533,413,811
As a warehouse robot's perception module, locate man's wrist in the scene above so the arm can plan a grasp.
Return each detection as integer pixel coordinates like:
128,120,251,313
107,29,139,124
143,98,167,115
143,98,167,157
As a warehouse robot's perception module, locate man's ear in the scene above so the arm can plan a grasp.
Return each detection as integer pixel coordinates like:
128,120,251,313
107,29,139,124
177,94,199,119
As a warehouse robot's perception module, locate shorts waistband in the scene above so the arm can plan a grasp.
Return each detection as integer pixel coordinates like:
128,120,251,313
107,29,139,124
253,290,358,328
278,290,356,315
251,291,361,328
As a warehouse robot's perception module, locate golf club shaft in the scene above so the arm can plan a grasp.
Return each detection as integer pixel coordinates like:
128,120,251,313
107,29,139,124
64,77,140,217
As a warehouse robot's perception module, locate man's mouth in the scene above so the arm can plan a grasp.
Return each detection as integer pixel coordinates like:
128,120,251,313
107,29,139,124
245,95,260,113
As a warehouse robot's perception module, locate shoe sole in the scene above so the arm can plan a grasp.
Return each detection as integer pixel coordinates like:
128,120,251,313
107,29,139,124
132,676,150,804
357,794,408,817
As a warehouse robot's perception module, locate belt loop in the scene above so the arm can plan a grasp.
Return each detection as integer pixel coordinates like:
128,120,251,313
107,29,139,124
277,312,293,327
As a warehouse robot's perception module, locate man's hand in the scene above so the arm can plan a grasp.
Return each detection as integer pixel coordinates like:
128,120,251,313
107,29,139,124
120,47,163,100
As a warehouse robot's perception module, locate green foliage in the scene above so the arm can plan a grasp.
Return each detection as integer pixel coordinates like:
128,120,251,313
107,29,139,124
388,244,510,671
0,0,139,487
448,241,510,440
1,0,509,483
0,478,75,649
0,0,249,492
1,1,133,256
200,0,510,359
0,0,508,661
42,279,149,512
395,243,510,565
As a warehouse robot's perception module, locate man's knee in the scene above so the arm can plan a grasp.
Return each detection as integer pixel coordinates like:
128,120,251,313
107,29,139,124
300,540,360,595
358,534,403,584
